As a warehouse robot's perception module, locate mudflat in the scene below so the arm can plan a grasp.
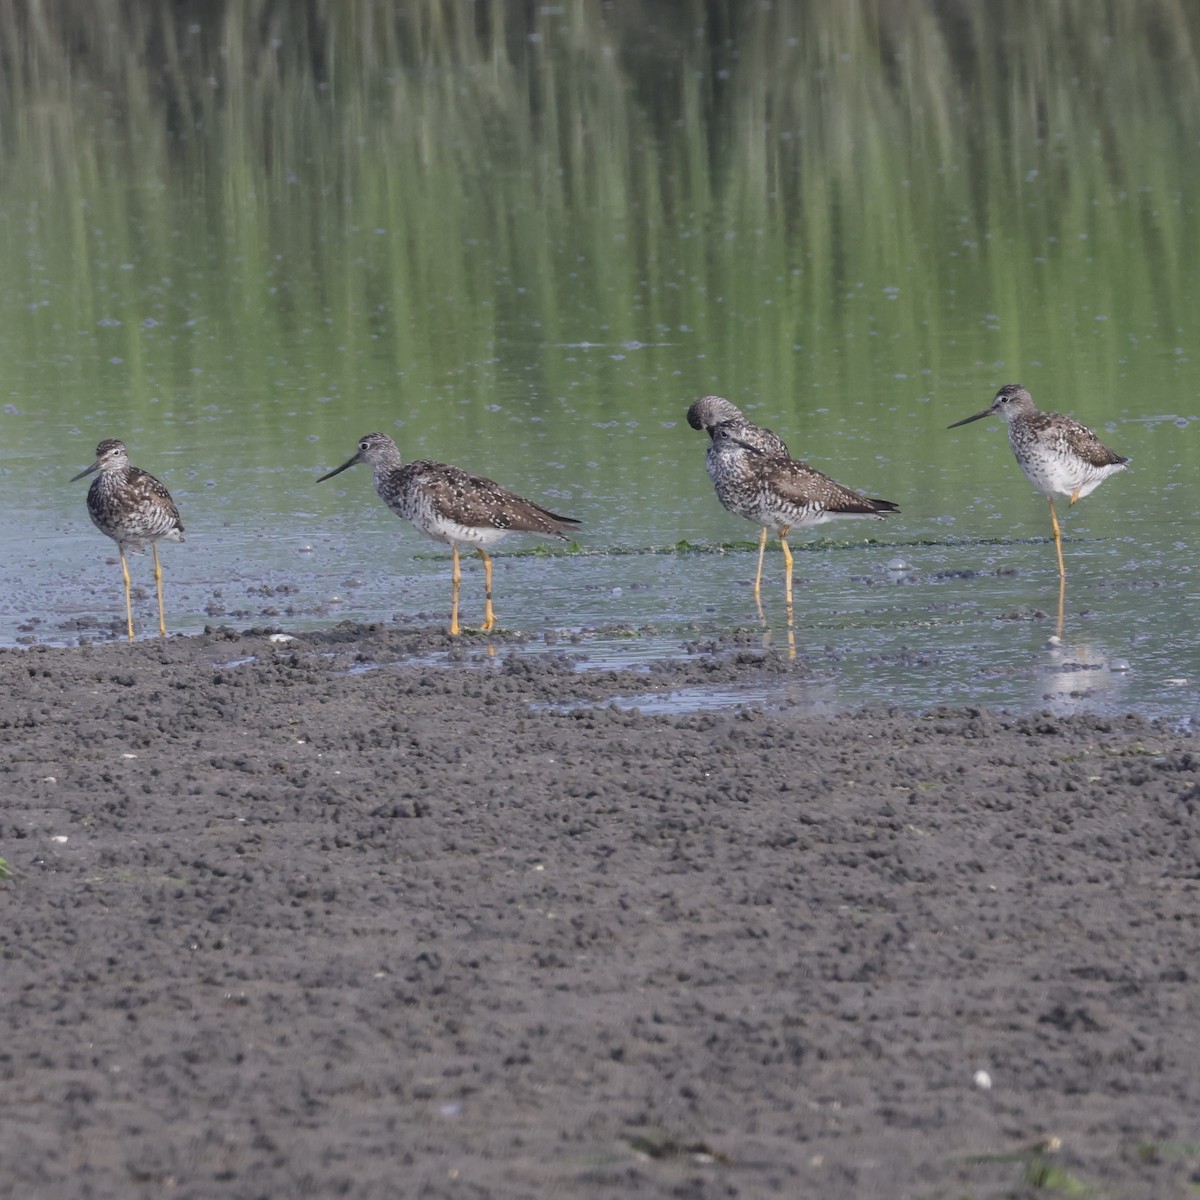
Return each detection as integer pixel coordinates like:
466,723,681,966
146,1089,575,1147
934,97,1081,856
3,625,1198,1198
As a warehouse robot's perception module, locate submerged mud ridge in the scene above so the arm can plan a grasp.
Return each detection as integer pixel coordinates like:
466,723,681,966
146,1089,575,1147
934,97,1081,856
4,624,1200,1198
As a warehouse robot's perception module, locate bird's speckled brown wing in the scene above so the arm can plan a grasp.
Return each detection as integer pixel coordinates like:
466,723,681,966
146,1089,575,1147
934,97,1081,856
758,454,899,516
128,467,184,531
403,461,579,536
1032,412,1129,469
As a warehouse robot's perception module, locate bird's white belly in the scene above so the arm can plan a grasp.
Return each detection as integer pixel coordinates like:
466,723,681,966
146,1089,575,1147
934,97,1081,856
93,515,185,551
748,492,833,531
418,514,509,548
1014,446,1119,500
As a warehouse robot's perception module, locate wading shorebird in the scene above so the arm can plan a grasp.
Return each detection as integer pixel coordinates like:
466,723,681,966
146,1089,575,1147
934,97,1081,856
71,439,185,642
317,432,580,636
948,384,1129,579
686,395,899,609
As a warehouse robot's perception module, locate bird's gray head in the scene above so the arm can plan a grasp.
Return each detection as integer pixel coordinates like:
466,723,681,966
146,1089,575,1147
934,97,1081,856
709,422,767,457
948,383,1034,430
316,432,400,483
70,438,129,482
988,384,1035,422
686,395,745,434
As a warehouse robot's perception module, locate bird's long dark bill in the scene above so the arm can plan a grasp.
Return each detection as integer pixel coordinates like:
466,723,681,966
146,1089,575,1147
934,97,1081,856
947,408,992,429
70,462,100,482
315,455,360,483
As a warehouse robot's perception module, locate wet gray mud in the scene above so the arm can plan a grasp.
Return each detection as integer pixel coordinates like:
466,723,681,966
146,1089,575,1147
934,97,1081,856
4,624,1200,1198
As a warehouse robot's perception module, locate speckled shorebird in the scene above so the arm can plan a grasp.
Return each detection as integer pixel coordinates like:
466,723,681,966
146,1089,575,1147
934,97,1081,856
71,439,185,642
317,432,580,636
687,395,789,598
948,384,1129,579
686,395,899,609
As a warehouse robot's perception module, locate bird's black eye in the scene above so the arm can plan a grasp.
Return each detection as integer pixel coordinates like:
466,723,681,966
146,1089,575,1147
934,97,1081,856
359,442,369,451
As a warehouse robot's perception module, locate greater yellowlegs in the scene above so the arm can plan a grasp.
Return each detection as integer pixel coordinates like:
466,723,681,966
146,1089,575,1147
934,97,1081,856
318,432,580,636
948,384,1129,578
71,439,185,642
687,396,899,609
688,395,788,598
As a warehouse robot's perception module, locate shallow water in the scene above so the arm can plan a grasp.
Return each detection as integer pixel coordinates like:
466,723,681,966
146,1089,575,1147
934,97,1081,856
1,4,1198,719
139,526,1196,722
8,445,1200,721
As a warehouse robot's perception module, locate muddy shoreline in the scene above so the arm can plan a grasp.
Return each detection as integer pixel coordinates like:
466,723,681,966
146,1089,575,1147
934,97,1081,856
4,624,1199,1198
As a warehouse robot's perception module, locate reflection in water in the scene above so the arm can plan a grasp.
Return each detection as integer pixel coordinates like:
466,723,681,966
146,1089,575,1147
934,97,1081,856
1,1,1191,516
1036,639,1127,716
755,597,797,662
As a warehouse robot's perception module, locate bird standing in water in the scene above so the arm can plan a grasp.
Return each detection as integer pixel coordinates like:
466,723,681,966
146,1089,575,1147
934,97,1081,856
948,384,1129,579
318,432,580,636
71,439,185,642
687,395,899,610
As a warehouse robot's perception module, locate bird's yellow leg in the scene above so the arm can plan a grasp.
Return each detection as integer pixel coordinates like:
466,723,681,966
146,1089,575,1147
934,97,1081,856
119,547,135,643
1056,573,1066,639
152,543,167,638
752,526,768,600
1048,498,1066,579
780,528,797,656
478,547,496,632
449,543,462,636
1069,485,1082,506
780,527,795,612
